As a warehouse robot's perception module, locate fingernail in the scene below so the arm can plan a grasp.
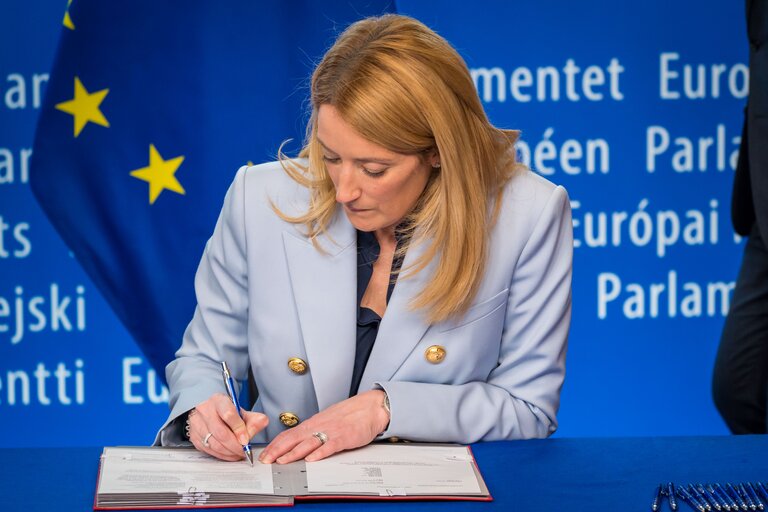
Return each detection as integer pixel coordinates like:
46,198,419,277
239,435,248,445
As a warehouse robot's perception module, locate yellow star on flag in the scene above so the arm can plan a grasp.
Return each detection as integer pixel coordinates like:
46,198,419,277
55,77,109,137
130,145,186,204
63,0,75,30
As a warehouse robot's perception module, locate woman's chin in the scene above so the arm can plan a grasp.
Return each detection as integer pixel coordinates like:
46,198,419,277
343,212,381,232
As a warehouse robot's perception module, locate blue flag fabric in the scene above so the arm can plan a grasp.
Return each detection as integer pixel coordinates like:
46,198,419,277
30,1,395,380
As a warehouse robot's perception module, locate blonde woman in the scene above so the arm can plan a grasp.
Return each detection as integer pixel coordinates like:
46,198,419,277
157,14,573,464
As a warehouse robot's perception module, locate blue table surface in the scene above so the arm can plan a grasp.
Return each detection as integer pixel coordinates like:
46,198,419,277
2,435,767,512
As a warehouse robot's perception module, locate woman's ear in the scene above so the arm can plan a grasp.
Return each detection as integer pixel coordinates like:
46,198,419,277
428,149,441,169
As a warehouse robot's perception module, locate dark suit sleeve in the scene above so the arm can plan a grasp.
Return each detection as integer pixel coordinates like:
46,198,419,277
732,115,755,236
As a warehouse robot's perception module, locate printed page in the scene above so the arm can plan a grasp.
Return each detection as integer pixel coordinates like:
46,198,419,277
98,447,274,495
305,444,482,496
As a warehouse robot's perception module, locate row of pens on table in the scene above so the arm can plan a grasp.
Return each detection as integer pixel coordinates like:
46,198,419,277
652,482,768,512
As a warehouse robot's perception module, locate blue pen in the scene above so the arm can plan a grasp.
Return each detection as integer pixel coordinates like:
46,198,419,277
707,484,730,511
698,483,722,511
690,484,713,512
726,483,748,511
744,482,765,510
714,483,734,512
678,485,707,512
652,483,664,511
749,482,768,510
757,483,768,505
752,482,768,505
739,483,757,511
221,361,254,466
668,483,679,511
716,483,739,511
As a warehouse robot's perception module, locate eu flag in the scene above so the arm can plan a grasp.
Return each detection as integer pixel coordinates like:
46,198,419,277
30,1,394,380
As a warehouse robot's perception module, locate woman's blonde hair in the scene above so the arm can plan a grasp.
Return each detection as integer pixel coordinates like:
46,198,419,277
277,14,522,323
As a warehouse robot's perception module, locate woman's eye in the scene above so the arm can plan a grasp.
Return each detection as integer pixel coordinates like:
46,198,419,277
322,155,341,164
362,167,387,178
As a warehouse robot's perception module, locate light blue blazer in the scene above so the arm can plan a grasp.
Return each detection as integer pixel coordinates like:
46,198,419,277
156,160,572,445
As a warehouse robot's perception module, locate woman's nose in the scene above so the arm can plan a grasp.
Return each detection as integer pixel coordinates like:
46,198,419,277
334,166,362,204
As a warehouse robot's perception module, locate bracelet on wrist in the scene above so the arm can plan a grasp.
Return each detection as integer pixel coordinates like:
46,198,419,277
382,392,391,428
184,408,196,439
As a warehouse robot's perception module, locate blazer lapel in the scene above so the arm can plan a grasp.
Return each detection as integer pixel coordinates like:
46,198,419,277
282,210,356,411
357,237,436,391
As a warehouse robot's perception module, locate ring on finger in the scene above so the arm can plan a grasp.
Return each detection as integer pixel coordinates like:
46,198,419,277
203,432,214,448
312,431,328,445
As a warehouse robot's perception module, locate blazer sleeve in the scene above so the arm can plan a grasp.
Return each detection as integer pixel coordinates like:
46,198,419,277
154,166,252,445
375,186,573,442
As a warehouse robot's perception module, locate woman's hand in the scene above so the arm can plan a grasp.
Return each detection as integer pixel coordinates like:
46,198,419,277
187,393,269,461
259,390,390,464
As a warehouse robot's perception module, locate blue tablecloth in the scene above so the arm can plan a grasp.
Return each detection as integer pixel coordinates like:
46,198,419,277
3,436,767,512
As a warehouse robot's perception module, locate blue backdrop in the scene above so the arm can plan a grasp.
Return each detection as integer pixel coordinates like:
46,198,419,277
0,0,746,447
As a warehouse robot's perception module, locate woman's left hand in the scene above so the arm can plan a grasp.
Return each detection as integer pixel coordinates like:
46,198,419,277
258,389,390,464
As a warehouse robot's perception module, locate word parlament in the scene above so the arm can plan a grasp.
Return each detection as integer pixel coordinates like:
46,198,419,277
471,58,625,103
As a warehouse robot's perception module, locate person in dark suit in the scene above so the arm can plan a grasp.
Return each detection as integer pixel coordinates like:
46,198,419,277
713,0,768,434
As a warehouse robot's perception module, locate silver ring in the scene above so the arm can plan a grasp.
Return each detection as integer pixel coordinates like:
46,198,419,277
312,431,328,445
203,432,213,448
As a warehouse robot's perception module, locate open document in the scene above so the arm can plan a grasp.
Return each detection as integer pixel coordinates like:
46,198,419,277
94,444,491,509
95,447,288,508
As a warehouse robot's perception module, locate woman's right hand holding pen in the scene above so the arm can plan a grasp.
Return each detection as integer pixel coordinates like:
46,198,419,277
187,393,268,462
